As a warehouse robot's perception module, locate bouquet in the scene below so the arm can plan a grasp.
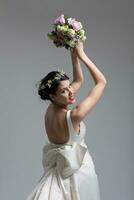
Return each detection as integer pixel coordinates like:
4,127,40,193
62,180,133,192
48,14,86,50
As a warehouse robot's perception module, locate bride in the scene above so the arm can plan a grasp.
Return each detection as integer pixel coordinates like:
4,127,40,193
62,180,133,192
27,42,107,200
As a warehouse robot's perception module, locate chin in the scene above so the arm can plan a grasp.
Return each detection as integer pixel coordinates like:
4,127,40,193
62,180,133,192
70,102,75,105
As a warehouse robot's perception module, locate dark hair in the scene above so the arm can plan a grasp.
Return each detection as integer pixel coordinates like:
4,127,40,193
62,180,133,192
37,71,69,102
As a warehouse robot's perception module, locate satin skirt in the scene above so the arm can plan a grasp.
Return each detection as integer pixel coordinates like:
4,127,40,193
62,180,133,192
26,142,101,200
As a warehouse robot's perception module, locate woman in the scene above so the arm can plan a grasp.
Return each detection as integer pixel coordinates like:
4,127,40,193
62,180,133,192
26,43,107,200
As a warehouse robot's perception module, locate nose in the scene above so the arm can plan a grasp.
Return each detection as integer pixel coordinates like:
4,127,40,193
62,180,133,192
69,88,73,96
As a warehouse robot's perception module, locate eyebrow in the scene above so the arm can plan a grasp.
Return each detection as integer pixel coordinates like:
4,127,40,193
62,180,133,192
59,84,71,92
59,87,68,92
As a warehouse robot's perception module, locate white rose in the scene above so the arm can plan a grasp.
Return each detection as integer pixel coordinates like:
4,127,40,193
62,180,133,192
63,25,69,32
79,29,85,36
67,29,75,37
57,25,62,31
82,36,87,41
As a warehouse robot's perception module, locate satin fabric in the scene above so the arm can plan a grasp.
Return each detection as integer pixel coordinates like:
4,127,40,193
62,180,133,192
26,110,101,200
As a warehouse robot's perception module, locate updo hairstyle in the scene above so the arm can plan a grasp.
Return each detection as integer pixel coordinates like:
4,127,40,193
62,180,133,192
37,70,69,103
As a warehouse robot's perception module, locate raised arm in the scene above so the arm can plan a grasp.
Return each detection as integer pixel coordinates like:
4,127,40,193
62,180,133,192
70,47,84,93
75,43,107,84
71,42,107,122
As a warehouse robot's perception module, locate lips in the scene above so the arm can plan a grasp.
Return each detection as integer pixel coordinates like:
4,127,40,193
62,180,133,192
69,96,75,101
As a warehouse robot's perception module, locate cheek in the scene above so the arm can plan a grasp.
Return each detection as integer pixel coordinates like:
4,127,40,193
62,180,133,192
60,92,69,98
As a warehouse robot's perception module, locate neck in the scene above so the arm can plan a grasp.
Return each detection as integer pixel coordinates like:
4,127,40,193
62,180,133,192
51,102,68,110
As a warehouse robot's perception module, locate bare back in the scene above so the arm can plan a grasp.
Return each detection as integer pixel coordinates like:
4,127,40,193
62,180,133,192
45,104,81,145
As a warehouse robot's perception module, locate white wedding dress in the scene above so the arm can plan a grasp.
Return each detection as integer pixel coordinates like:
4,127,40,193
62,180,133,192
26,109,101,200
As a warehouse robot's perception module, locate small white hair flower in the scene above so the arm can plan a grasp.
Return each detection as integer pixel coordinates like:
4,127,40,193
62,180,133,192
57,68,65,76
35,69,66,90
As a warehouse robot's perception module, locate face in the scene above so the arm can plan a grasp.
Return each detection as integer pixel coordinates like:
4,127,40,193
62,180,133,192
50,80,76,107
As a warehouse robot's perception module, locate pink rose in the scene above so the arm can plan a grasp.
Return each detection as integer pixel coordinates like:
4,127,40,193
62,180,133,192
67,18,76,25
72,21,82,31
67,18,81,31
54,14,65,24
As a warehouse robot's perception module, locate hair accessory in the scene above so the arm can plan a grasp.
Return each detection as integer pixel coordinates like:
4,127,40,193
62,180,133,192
35,69,66,90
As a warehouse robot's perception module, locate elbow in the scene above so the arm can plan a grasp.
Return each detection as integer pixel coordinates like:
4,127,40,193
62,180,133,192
101,76,107,85
97,79,107,87
96,79,107,85
103,79,107,85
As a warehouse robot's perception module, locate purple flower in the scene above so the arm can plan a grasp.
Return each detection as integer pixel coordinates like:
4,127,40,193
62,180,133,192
54,14,65,24
67,18,76,26
67,18,82,31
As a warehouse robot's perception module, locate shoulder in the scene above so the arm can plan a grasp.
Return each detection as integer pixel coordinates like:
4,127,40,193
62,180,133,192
45,105,67,122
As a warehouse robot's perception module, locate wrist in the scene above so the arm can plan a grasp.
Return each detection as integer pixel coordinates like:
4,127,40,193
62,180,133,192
76,49,85,59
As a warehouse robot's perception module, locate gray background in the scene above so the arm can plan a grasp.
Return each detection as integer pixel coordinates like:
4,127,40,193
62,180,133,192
0,0,133,199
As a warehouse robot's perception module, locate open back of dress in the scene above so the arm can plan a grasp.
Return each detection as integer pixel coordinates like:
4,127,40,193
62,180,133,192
26,110,101,200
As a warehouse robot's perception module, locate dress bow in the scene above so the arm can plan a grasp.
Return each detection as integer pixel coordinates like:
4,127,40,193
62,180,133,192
42,142,87,179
